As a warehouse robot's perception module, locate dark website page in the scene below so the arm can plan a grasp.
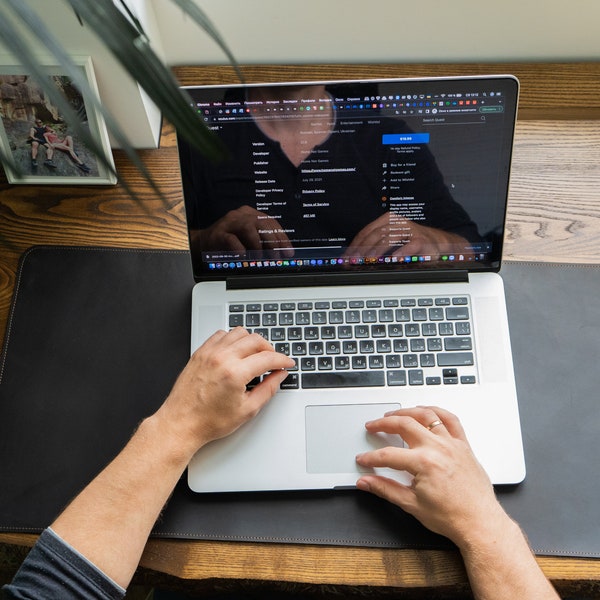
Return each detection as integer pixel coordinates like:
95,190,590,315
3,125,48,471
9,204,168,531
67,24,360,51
178,77,517,279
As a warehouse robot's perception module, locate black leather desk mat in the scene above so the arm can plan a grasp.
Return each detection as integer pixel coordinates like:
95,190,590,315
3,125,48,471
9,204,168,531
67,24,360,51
0,246,598,557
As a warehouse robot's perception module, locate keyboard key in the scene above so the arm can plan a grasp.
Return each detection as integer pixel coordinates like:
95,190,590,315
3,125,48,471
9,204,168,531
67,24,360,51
437,352,474,366
446,306,470,320
408,370,424,385
318,357,333,370
403,354,419,368
229,314,244,327
455,322,471,335
279,313,294,325
245,314,260,327
393,339,409,352
302,372,385,388
325,341,341,354
388,324,403,337
301,357,316,371
439,323,454,336
312,311,327,324
395,309,411,322
376,339,392,353
288,327,302,340
309,342,324,355
321,326,336,339
280,373,299,389
335,356,350,370
444,337,473,351
292,342,307,355
304,326,319,340
352,355,367,369
412,308,427,321
369,355,385,369
387,370,407,386
343,340,358,354
427,338,443,351
386,354,402,368
296,312,311,325
275,342,290,355
271,328,286,341
359,340,375,353
405,324,420,337
420,353,436,367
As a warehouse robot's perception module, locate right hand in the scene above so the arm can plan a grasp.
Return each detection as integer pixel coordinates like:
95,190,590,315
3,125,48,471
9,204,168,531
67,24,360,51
355,406,507,547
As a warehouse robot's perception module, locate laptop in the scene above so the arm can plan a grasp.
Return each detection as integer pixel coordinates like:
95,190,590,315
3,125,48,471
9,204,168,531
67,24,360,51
177,75,526,492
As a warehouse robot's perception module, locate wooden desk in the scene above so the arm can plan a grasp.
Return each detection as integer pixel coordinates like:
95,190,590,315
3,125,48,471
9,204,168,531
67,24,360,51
1,63,600,597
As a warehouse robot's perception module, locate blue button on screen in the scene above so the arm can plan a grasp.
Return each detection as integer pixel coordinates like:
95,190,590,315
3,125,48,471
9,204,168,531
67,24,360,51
382,133,430,145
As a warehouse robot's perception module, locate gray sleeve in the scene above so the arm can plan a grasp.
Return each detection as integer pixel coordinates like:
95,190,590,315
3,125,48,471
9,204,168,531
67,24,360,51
2,528,125,599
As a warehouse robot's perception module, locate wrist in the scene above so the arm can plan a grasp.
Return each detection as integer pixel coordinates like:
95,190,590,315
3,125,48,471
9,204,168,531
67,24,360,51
140,409,202,469
455,503,520,555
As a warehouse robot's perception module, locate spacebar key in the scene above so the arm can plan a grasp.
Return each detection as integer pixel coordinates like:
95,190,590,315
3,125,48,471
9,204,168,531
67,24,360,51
302,372,385,388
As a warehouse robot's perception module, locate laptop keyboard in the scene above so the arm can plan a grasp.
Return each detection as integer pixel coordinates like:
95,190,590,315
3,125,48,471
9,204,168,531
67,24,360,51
229,296,477,389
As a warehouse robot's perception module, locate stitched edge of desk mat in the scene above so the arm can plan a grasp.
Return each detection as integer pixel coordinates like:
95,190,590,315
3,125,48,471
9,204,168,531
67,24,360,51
0,247,599,557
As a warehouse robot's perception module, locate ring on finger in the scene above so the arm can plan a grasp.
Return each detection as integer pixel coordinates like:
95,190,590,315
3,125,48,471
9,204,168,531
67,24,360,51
427,419,444,431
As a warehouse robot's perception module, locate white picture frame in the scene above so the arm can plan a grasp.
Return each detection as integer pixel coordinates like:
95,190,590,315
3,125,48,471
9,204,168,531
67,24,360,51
0,55,116,185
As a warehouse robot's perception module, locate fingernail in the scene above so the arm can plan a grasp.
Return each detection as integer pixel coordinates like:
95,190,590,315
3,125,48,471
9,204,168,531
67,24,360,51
356,479,370,492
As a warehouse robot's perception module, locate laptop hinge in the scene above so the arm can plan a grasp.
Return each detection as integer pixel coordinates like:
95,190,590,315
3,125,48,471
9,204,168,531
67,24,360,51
225,270,469,290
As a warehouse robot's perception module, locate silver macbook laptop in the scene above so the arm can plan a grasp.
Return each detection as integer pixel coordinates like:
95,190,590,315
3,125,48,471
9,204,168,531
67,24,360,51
177,75,525,492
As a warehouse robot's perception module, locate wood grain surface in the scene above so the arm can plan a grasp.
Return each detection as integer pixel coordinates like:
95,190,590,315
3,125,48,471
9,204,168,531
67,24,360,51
1,62,599,597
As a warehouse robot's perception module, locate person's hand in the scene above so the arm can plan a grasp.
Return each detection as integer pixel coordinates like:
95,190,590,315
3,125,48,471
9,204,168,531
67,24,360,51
198,205,294,258
355,406,506,547
155,327,295,455
344,212,468,258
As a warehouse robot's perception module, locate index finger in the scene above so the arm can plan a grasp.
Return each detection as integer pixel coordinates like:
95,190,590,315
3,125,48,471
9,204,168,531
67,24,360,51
365,414,436,448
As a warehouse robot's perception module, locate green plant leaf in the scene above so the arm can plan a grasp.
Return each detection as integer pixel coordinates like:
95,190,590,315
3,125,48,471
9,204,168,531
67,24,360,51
64,0,229,160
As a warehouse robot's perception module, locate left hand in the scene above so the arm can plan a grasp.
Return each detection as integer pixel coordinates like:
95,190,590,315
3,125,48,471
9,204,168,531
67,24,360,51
156,327,295,454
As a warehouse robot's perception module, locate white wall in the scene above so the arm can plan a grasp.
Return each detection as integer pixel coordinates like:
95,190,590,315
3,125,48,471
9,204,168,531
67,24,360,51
155,0,600,65
4,1,598,150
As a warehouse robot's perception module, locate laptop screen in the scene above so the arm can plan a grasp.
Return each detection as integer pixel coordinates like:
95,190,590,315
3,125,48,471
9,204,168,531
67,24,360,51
177,76,518,281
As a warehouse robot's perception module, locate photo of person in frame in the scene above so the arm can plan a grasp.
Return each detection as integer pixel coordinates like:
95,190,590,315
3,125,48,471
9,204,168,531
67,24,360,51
0,72,97,181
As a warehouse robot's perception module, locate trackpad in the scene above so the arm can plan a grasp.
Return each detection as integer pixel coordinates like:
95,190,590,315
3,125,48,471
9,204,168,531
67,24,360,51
305,403,403,474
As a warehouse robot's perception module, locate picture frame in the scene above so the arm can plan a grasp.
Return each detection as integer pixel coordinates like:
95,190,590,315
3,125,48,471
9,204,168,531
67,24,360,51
0,55,116,185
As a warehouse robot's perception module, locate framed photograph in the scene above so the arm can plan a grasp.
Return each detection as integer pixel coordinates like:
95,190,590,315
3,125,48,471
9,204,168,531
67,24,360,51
0,55,116,185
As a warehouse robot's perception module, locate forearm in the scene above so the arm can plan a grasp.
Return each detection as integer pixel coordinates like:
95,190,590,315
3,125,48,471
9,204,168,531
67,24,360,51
458,513,559,600
51,412,194,590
